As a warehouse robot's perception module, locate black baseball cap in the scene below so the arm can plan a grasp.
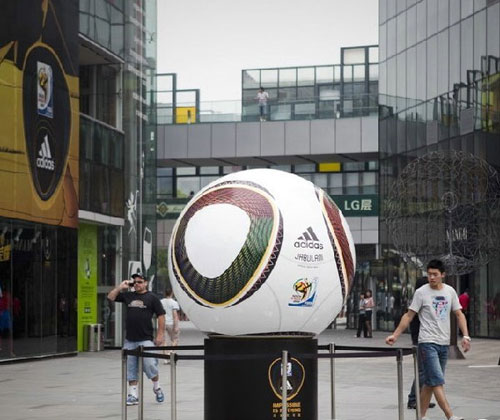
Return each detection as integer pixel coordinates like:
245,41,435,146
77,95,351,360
131,272,145,280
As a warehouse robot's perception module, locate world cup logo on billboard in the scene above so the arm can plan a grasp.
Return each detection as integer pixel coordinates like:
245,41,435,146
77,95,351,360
23,45,71,201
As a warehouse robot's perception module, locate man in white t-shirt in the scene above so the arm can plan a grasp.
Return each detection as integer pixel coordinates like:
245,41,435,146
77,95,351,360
385,259,470,420
160,288,180,364
255,87,269,121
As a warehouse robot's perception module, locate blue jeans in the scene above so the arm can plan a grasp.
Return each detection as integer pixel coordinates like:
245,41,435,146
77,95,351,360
123,339,159,382
418,342,448,387
259,104,267,117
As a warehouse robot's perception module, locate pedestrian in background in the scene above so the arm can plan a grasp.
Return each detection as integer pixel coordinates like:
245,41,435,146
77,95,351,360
355,292,367,337
386,259,470,420
458,288,470,334
108,273,166,406
364,289,374,338
161,288,180,364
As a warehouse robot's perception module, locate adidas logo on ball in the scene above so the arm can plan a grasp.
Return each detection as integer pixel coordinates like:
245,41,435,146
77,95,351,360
294,227,324,249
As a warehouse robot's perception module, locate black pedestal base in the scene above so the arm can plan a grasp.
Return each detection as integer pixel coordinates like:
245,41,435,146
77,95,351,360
204,334,318,420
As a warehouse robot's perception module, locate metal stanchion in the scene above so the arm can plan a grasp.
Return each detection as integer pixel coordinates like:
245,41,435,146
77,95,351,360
329,343,336,420
281,350,288,420
170,352,177,420
138,346,144,420
413,346,421,420
122,350,127,420
397,349,404,420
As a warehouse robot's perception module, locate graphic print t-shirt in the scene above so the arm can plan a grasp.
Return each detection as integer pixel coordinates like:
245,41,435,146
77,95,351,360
409,283,461,345
115,291,166,341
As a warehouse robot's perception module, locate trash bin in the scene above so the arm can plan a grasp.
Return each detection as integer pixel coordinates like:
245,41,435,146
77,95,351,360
83,324,103,352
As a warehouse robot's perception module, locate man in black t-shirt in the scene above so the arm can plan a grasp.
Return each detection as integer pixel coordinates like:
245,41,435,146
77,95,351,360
108,273,165,406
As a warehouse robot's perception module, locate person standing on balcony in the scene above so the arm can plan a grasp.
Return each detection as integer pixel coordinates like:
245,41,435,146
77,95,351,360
256,86,269,121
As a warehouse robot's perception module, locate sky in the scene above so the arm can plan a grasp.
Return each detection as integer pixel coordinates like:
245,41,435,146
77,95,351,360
156,0,379,103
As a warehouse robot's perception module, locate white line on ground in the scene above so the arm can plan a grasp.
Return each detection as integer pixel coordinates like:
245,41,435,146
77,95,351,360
468,365,500,368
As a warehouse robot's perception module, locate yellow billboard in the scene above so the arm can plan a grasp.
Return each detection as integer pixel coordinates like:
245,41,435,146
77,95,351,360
0,0,79,228
175,106,197,124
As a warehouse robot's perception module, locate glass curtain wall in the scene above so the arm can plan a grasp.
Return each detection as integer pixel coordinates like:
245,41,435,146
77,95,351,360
157,162,379,200
121,0,157,297
79,0,124,57
0,221,77,360
242,45,378,121
379,0,500,337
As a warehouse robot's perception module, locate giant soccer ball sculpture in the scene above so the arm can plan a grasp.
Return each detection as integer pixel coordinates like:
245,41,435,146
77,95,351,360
168,169,355,335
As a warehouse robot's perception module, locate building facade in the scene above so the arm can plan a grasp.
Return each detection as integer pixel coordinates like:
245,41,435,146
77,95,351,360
0,0,157,361
378,0,500,337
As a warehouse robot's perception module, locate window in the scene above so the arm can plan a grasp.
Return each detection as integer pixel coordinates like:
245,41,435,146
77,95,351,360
261,69,278,88
344,162,365,171
294,164,316,173
200,167,219,175
243,70,260,89
279,68,297,87
316,66,334,84
177,177,200,198
157,177,173,197
369,47,379,63
344,48,365,65
223,166,244,174
176,167,196,176
345,172,360,194
297,67,315,86
328,173,343,195
312,173,328,188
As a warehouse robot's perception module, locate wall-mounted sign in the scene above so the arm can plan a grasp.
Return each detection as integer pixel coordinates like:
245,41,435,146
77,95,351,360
330,194,379,217
77,224,98,351
157,199,189,219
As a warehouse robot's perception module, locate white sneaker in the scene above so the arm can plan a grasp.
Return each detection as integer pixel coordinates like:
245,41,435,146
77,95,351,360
448,416,464,420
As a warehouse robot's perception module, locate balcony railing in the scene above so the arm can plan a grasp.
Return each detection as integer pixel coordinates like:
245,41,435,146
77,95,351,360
156,93,378,125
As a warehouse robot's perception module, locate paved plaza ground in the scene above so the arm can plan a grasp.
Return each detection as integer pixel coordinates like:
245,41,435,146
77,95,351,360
0,322,499,420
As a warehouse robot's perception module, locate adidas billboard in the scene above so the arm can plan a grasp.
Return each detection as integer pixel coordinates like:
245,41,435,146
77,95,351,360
23,50,71,201
0,0,79,228
294,226,324,250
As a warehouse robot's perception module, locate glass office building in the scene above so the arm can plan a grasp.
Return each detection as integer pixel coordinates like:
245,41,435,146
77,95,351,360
242,46,379,121
378,0,500,337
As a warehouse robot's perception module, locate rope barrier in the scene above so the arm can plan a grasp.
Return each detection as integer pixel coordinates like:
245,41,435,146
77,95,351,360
125,345,413,361
121,343,418,420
